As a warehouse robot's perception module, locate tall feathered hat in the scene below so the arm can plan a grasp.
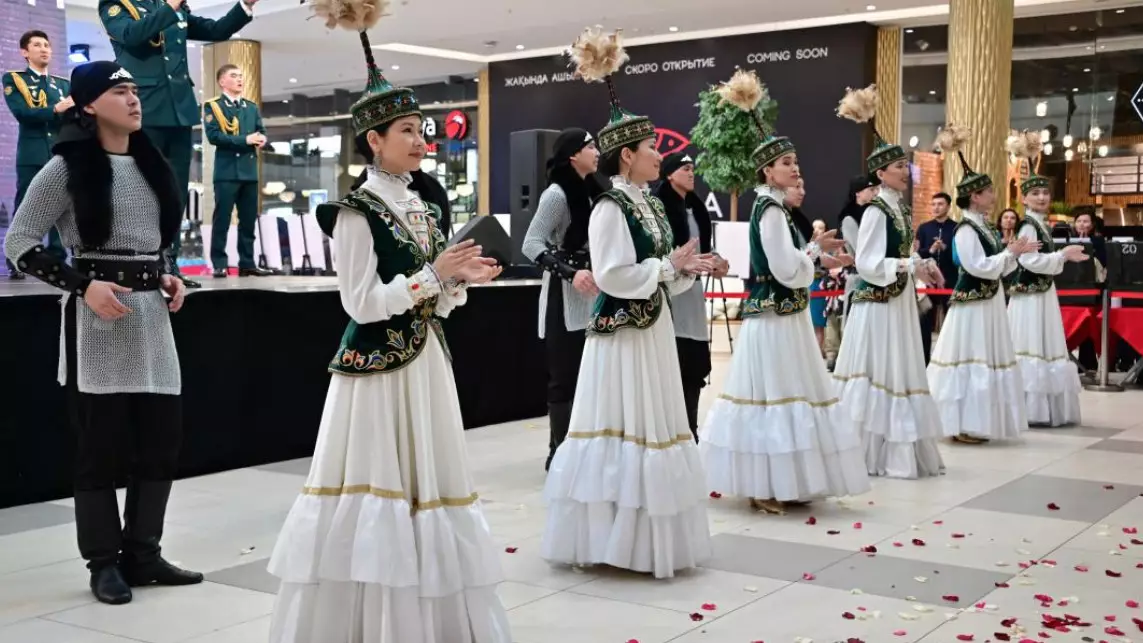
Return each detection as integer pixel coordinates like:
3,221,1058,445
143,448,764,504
568,27,654,156
1007,129,1049,195
937,124,989,199
716,69,794,169
303,0,421,136
837,84,907,175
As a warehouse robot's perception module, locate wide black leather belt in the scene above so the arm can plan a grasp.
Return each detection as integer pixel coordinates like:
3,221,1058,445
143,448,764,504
553,248,591,271
75,258,164,291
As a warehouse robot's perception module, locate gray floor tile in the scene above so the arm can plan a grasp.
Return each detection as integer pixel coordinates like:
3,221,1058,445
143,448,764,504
1087,438,1143,455
0,502,74,536
960,474,1143,522
703,533,854,582
252,458,312,476
1033,426,1123,439
205,558,280,594
812,552,1013,604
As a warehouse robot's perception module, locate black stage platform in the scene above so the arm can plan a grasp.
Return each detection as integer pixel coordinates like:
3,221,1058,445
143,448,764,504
0,276,547,509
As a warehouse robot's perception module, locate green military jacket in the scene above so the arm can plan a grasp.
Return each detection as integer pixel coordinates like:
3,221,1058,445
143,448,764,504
951,217,1004,304
203,95,263,182
742,193,810,317
851,197,914,304
587,189,675,335
315,189,451,376
1008,214,1056,295
99,0,252,128
3,68,70,167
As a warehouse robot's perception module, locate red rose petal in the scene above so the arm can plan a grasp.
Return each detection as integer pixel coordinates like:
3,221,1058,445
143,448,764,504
802,572,816,581
701,603,717,611
912,538,927,546
952,533,966,538
1121,544,1129,550
827,530,841,535
1106,626,1125,636
1106,615,1117,622
1075,565,1090,572
956,635,975,641
943,594,960,602
1125,527,1139,534
861,545,878,553
934,520,944,525
1047,503,1061,511
709,491,722,499
1107,570,1123,578
1041,559,1057,566
893,542,904,548
1105,484,1116,489
1127,600,1140,608
1002,618,1019,627
842,611,856,620
853,522,863,530
1131,539,1143,546
995,634,1012,642
627,640,640,643
805,516,817,525
689,612,704,622
1035,594,1055,603
1137,563,1143,569
894,630,908,637
996,582,1011,588
504,547,518,553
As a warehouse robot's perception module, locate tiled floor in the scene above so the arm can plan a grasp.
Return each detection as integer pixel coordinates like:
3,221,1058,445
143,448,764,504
2,348,1142,643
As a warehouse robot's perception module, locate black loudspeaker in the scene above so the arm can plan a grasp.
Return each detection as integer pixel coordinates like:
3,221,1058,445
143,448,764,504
1107,240,1143,292
449,215,512,269
509,129,561,264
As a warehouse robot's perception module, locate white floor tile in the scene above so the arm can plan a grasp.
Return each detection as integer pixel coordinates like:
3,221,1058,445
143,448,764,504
0,618,142,643
507,591,699,643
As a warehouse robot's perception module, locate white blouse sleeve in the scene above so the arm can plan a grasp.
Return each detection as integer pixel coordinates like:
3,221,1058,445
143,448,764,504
759,204,815,289
954,224,1016,280
333,210,443,324
855,206,905,287
1016,223,1065,276
589,198,670,300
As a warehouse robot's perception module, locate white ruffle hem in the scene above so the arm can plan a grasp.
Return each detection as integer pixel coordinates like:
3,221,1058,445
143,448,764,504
928,293,1028,440
700,312,871,501
267,334,511,643
832,280,946,479
541,306,712,579
1007,286,1082,427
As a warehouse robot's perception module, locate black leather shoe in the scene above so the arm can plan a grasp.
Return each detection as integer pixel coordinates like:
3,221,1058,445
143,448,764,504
238,267,273,277
179,275,202,289
212,269,228,278
91,566,133,604
120,557,204,587
8,271,25,280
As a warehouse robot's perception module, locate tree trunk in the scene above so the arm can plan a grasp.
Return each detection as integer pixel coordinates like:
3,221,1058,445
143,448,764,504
729,190,739,221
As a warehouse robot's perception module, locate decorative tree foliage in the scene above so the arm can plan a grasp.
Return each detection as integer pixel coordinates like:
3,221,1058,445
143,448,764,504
689,84,779,220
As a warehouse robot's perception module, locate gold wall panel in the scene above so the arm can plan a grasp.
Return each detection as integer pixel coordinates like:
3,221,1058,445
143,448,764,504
875,27,902,146
200,39,262,225
477,67,491,215
942,0,1014,212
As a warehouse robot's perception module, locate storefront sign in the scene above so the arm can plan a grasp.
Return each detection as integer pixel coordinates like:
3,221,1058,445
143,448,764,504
489,23,876,221
445,110,469,140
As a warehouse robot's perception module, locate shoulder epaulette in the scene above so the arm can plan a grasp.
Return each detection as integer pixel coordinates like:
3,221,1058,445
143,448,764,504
51,75,68,82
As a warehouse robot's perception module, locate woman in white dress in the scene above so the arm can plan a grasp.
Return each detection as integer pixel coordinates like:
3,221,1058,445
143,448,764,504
700,70,870,515
541,27,715,579
831,86,946,479
927,128,1039,444
1006,133,1087,426
266,17,512,642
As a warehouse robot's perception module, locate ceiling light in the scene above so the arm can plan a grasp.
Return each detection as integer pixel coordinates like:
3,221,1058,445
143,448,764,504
474,77,480,83
1043,143,1053,156
908,135,919,148
1107,95,1114,101
515,44,525,50
282,99,289,104
905,28,914,33
1083,68,1091,72
669,26,679,32
929,90,936,95
1040,129,1050,142
1116,9,1124,13
866,4,876,10
1063,134,1074,148
289,78,297,83
1098,145,1108,157
391,65,400,70
1035,101,1047,117
1090,126,1102,140
1072,87,1080,92
1064,149,1074,161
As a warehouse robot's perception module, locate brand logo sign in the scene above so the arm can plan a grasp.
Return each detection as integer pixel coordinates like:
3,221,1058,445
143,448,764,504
445,110,469,140
655,128,690,156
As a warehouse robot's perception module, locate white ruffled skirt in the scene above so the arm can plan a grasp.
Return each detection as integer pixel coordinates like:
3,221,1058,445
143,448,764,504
700,310,871,502
267,334,512,643
541,305,712,579
1007,286,1082,427
832,280,946,479
928,293,1028,440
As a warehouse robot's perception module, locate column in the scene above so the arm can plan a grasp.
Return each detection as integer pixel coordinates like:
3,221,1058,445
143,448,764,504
943,0,1014,205
875,26,902,147
477,67,491,215
200,39,263,226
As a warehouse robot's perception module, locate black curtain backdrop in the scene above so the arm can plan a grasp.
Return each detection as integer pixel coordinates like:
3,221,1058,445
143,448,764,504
489,23,878,228
0,285,546,509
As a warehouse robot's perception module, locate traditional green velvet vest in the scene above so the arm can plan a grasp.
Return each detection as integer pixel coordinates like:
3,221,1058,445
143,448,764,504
1008,215,1056,295
742,194,810,317
315,189,450,376
587,189,675,335
851,197,915,304
951,217,1004,304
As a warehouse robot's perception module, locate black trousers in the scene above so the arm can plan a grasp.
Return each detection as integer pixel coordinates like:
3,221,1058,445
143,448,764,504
676,337,712,437
544,282,586,405
143,126,192,266
65,297,183,569
211,180,261,270
921,295,949,366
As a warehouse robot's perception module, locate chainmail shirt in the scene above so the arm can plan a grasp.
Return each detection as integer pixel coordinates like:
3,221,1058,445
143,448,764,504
4,154,181,395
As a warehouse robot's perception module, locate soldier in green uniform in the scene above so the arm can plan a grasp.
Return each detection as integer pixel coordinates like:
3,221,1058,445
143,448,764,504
4,30,71,278
203,63,269,277
99,0,258,287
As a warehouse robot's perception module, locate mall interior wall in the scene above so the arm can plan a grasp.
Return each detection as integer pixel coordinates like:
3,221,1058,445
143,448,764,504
488,23,878,224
